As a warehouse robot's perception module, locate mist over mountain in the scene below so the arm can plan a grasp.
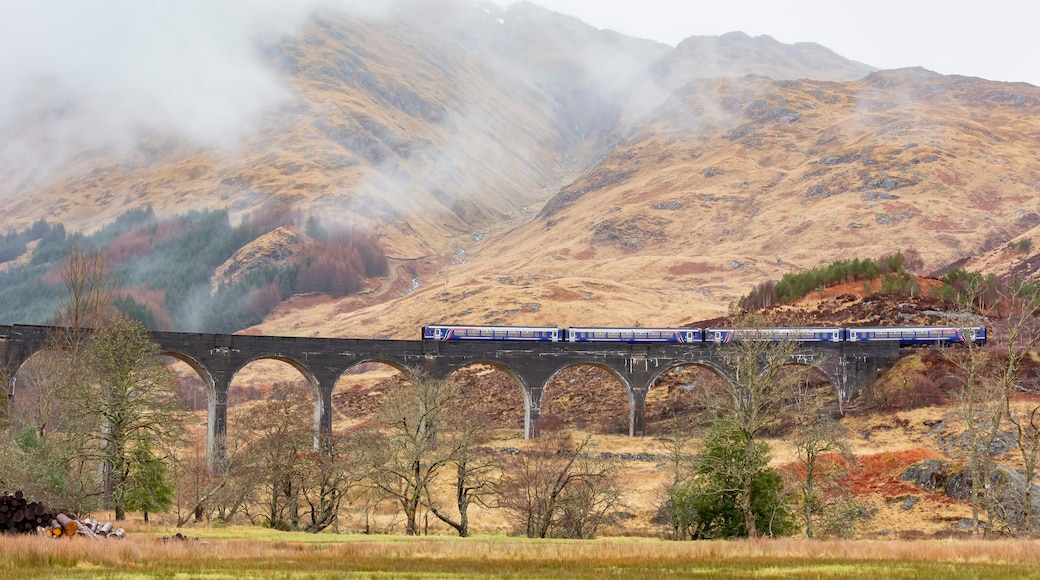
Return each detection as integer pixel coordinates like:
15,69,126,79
1,0,1038,336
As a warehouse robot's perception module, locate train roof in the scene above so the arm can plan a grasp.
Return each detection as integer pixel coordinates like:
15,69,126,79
423,324,561,330
846,325,984,330
704,326,843,330
565,326,699,331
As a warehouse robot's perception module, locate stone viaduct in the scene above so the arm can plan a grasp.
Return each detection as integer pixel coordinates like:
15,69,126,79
0,324,900,470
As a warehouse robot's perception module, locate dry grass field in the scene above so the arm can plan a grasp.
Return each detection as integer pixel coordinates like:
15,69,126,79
4,529,1040,579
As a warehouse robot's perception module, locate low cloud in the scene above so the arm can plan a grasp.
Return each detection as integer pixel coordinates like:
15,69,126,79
0,0,397,180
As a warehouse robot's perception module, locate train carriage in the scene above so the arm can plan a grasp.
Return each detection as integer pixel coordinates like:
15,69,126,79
846,326,986,346
421,325,562,342
565,327,704,343
705,327,844,343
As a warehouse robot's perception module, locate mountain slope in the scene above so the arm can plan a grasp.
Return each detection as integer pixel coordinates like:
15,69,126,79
1,1,1036,337
254,68,1040,338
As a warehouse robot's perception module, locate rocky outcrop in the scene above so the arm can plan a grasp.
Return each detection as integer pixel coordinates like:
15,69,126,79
902,459,1040,534
210,226,314,292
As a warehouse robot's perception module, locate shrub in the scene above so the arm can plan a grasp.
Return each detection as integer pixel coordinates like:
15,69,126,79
669,421,795,539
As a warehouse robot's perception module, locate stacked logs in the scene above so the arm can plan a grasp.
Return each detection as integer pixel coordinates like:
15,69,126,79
56,517,126,539
41,513,79,538
0,491,124,538
0,491,54,534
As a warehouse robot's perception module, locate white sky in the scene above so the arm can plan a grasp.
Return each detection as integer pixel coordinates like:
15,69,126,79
491,0,1040,86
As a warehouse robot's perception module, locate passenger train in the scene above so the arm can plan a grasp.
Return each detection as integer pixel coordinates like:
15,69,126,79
421,324,987,347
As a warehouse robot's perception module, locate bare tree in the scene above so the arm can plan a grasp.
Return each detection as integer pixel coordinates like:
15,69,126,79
994,282,1040,534
657,412,700,489
424,410,500,537
499,431,586,538
297,430,375,533
365,369,458,535
55,246,114,351
173,433,255,527
552,451,627,539
947,336,1003,536
655,412,700,539
946,278,1040,536
199,433,257,525
173,437,218,526
792,417,870,538
10,351,70,441
497,432,624,538
234,381,312,530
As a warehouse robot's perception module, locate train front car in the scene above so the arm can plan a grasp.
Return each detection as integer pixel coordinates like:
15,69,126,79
564,327,704,343
705,327,843,343
421,325,563,342
846,326,987,346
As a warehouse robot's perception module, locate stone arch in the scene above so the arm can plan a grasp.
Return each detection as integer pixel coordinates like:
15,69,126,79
778,361,842,417
541,361,632,435
644,362,730,436
330,357,416,434
7,347,71,433
157,350,217,404
232,355,319,423
345,356,415,376
229,354,321,399
213,355,318,473
443,361,528,432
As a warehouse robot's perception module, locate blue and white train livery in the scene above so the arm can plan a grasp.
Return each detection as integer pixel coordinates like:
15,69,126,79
566,327,704,343
845,326,987,346
706,327,844,343
421,325,562,342
422,324,987,346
